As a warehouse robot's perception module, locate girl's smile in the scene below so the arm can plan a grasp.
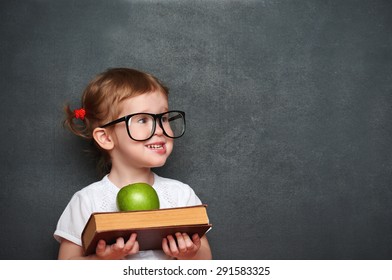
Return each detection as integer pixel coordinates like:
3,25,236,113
145,141,167,154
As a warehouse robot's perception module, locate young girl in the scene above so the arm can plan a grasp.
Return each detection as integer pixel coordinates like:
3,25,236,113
54,68,212,260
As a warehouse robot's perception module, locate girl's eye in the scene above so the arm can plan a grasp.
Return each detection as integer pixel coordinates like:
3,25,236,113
129,114,152,126
137,117,149,124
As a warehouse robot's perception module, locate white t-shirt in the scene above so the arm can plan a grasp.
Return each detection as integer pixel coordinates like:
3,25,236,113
54,173,202,260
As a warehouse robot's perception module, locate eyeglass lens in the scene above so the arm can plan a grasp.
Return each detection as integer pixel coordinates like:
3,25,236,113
127,111,184,141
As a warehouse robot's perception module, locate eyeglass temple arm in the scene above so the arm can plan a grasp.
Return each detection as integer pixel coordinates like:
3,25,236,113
100,117,126,128
168,114,183,122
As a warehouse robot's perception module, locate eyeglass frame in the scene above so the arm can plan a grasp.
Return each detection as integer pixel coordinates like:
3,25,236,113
100,110,186,141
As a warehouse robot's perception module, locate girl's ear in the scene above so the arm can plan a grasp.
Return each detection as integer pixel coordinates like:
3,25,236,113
93,127,114,151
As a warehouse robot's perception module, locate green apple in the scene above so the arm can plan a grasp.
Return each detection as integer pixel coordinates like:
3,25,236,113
116,182,160,211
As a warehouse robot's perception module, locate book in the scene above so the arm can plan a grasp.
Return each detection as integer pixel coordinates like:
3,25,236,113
81,204,212,255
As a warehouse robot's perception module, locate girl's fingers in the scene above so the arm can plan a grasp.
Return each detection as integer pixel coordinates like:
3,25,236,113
167,234,179,256
175,232,187,253
191,233,201,248
96,239,106,255
129,240,139,254
182,233,196,250
162,233,201,258
112,237,125,252
124,233,137,251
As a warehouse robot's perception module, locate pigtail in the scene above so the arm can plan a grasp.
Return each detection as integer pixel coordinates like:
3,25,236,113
63,104,91,139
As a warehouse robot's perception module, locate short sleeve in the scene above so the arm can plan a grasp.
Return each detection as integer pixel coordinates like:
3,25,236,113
53,191,93,246
184,186,202,206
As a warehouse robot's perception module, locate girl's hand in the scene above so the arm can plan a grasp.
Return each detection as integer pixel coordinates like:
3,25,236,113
95,233,139,260
162,232,202,260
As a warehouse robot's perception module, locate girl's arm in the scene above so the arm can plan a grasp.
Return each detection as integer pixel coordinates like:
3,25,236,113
58,239,94,260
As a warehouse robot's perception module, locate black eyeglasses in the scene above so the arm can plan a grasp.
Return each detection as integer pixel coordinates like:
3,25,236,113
100,110,186,141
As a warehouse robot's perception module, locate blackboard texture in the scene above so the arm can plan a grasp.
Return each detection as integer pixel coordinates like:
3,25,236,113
1,0,391,259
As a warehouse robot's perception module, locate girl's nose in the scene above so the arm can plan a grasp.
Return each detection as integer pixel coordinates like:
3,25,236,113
154,120,164,136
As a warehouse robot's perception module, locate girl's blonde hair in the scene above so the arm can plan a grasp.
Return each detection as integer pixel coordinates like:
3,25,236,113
64,68,169,174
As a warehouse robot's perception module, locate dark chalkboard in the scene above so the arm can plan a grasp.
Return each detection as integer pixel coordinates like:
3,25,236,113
0,0,391,259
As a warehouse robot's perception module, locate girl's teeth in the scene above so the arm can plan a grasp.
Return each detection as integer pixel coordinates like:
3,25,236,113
148,145,163,149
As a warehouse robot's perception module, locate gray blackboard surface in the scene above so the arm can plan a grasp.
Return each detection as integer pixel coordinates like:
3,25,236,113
0,0,391,259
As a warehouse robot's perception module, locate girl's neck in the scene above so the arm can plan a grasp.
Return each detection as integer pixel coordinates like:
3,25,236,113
108,166,154,188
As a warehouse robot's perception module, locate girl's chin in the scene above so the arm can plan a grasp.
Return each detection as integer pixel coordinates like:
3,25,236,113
148,158,168,168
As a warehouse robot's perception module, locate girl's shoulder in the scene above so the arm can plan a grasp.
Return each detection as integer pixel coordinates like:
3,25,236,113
76,175,117,195
153,173,202,207
69,175,119,210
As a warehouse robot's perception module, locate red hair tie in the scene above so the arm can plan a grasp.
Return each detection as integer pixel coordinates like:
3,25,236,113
74,108,86,120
